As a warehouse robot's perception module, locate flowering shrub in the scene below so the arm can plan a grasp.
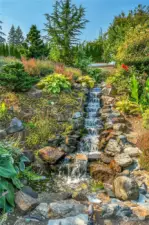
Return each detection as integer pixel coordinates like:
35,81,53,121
121,64,129,71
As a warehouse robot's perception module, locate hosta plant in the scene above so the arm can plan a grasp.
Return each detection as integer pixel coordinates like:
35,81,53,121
77,75,95,88
0,142,29,212
37,73,71,94
116,99,142,115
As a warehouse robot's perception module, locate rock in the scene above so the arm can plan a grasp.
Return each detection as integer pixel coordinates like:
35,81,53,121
48,135,64,147
105,139,122,156
140,183,147,195
124,146,141,157
22,186,38,199
72,112,82,119
120,170,130,177
114,153,133,167
100,153,113,164
113,176,139,200
72,192,88,202
23,150,35,163
88,152,101,162
48,214,88,225
15,191,38,213
104,183,115,198
132,205,149,220
109,160,121,173
75,154,88,161
6,117,24,134
133,170,149,192
65,135,79,147
89,163,114,183
0,129,7,139
38,146,65,164
113,123,126,132
102,203,119,218
105,121,113,129
101,96,114,106
38,192,72,204
34,203,49,218
48,200,86,218
28,88,42,98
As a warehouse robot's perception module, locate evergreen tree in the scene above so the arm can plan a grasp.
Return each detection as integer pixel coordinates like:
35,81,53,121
15,26,24,45
0,21,5,43
44,0,88,64
8,25,16,45
5,44,9,57
25,25,45,58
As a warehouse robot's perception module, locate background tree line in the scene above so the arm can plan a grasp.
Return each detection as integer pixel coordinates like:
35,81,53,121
0,2,149,64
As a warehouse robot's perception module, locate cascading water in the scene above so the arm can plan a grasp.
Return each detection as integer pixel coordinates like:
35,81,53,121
79,87,103,153
66,87,102,184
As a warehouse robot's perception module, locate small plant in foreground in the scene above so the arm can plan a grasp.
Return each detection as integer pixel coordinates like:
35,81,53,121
0,141,29,212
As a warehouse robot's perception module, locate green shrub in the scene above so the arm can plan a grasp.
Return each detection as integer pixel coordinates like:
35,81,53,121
0,103,7,120
0,62,39,92
142,109,149,129
74,47,92,72
0,142,29,212
116,99,142,115
87,68,105,83
116,24,149,73
77,75,95,88
37,73,71,94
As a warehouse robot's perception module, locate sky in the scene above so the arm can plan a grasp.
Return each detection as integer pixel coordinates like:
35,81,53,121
0,0,149,42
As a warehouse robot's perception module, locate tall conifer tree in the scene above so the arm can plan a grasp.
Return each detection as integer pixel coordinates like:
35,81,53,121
44,0,88,64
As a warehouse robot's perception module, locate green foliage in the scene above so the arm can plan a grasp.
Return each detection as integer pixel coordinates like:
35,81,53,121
45,0,88,64
24,25,46,59
87,68,105,83
0,103,7,120
142,109,149,129
37,73,71,94
0,142,29,212
91,180,104,192
116,99,142,115
116,24,149,72
131,74,139,103
0,21,5,43
77,75,95,88
74,47,92,72
0,62,38,92
105,4,149,61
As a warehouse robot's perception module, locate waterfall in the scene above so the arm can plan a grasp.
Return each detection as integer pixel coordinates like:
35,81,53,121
58,87,102,185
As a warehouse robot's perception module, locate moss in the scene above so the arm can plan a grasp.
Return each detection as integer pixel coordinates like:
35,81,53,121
90,180,104,192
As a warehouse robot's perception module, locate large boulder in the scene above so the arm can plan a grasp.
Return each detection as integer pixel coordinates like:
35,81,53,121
105,139,122,156
38,146,65,164
15,191,38,213
6,117,24,134
113,176,139,201
48,200,86,218
100,153,113,164
114,153,133,168
48,214,88,225
124,146,141,157
101,96,114,106
89,163,114,183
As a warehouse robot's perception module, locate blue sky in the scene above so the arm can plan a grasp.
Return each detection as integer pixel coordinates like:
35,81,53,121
0,0,149,41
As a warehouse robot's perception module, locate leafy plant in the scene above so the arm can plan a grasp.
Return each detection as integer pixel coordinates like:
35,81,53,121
0,102,7,120
0,62,38,92
0,142,29,212
116,99,141,115
74,47,92,72
131,74,139,103
37,73,71,94
142,109,149,129
77,75,95,88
